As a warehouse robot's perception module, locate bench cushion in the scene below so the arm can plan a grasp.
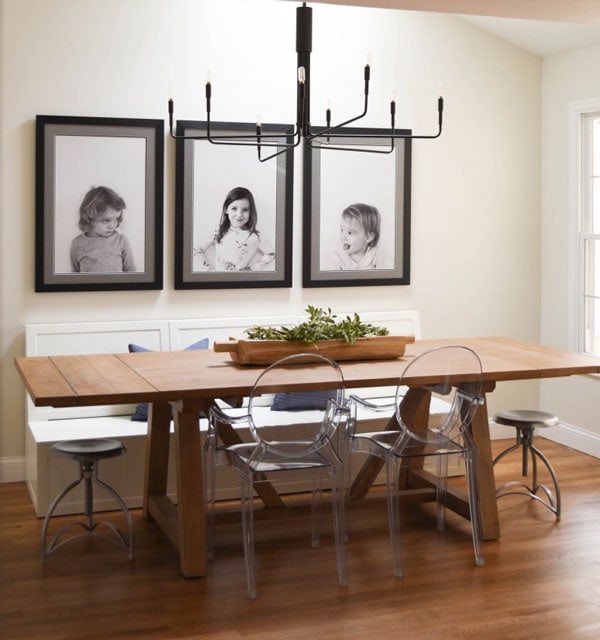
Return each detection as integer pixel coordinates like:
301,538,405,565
272,390,336,411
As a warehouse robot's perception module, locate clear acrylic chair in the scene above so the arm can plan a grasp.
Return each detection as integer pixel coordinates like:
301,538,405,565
344,345,485,577
205,352,349,599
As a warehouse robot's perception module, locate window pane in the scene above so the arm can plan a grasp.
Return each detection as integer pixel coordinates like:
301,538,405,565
584,237,600,295
583,237,600,354
583,295,600,354
580,113,600,356
593,118,600,175
594,177,600,233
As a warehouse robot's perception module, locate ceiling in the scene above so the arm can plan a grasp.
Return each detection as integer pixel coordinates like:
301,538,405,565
304,0,600,57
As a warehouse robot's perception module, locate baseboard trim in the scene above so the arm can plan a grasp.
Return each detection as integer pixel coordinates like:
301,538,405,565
540,421,600,458
0,457,26,483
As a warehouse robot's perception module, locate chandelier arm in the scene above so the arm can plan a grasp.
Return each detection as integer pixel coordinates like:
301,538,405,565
169,131,299,142
307,96,369,140
313,121,442,141
306,138,395,154
201,138,296,149
257,134,303,162
312,94,442,142
255,72,304,160
168,128,300,142
169,97,301,142
207,132,297,143
204,84,294,143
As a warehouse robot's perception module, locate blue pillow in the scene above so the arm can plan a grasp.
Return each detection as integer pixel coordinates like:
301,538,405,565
271,390,336,412
128,338,209,353
128,338,209,421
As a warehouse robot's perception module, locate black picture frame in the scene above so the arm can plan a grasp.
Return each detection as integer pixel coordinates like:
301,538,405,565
303,127,412,287
174,120,294,289
35,115,164,292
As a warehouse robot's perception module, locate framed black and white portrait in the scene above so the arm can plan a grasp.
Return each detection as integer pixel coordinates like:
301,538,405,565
174,120,293,289
303,127,411,287
35,115,164,292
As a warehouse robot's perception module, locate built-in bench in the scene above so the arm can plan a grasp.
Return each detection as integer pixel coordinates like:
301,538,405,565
25,311,422,516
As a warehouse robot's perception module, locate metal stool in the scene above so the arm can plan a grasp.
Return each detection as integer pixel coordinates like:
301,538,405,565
492,409,561,519
41,438,134,561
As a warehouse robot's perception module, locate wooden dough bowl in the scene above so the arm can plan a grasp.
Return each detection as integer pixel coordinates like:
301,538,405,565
213,335,415,365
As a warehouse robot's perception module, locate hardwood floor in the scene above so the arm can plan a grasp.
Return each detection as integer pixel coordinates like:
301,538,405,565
2,439,600,639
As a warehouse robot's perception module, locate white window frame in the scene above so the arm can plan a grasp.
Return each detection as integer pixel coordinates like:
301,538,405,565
568,97,600,355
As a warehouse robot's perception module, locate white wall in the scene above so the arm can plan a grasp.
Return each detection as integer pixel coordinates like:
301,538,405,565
540,44,600,446
0,0,542,468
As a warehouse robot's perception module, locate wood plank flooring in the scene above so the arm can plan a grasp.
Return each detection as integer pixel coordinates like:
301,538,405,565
2,439,600,639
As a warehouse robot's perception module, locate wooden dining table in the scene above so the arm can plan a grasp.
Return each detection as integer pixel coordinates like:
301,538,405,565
15,336,600,578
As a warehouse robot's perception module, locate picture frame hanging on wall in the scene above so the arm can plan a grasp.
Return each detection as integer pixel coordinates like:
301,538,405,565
35,115,164,292
303,126,412,287
174,120,294,289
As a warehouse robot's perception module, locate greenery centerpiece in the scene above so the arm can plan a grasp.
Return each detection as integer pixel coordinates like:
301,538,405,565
244,305,389,345
213,306,414,365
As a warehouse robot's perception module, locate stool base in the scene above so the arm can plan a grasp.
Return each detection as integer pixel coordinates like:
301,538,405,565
42,459,133,562
493,427,561,519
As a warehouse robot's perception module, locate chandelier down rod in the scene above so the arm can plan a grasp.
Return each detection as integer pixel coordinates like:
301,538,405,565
168,2,444,162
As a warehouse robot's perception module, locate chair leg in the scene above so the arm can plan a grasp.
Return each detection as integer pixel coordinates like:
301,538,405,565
330,466,348,588
240,469,257,599
204,441,217,560
341,432,354,545
310,476,323,549
464,448,485,567
386,455,404,578
435,454,449,531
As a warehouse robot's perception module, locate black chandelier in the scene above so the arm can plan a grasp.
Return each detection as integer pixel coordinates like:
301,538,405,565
168,2,444,162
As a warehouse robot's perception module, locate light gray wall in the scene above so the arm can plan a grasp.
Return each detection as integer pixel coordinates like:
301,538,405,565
540,44,600,451
0,0,542,468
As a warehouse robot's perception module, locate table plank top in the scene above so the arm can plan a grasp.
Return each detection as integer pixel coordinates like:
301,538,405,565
14,337,600,408
15,353,157,407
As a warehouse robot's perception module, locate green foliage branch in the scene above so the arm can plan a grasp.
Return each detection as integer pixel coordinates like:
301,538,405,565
244,305,389,346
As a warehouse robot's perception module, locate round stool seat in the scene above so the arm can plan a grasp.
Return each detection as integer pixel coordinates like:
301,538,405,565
51,438,126,461
493,409,559,430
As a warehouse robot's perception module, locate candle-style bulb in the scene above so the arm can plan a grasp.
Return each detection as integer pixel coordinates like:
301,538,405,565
168,98,174,133
364,64,370,96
